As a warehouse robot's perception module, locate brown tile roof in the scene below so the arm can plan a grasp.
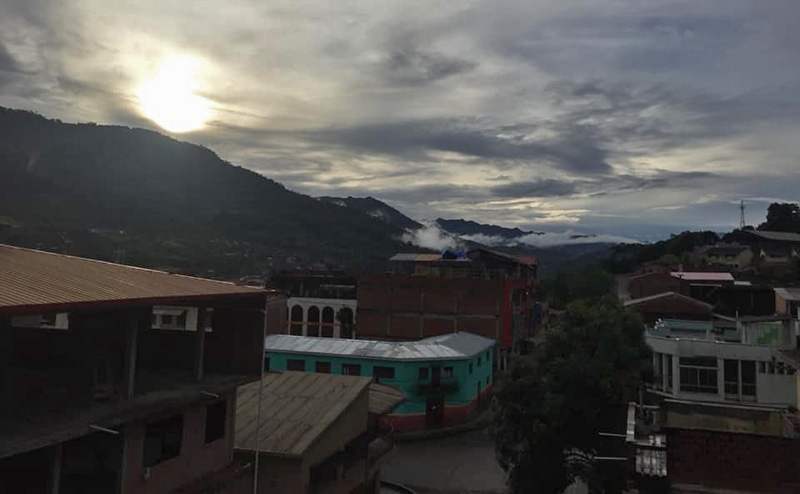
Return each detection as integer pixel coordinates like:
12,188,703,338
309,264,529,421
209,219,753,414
235,371,371,457
0,243,266,313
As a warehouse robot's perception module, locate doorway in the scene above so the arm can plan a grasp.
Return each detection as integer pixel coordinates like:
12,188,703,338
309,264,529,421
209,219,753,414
425,396,444,428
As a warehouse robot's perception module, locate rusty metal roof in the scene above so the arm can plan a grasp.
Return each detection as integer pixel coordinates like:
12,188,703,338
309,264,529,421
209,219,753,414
0,243,267,313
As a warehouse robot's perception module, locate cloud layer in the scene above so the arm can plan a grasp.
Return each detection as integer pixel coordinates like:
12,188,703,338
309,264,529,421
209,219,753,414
2,0,799,238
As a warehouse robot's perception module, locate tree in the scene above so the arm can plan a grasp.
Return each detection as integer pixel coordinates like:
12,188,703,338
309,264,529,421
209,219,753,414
758,202,800,233
491,297,651,494
543,265,614,309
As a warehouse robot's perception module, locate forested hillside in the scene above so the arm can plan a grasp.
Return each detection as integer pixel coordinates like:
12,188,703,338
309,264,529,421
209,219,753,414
0,108,410,278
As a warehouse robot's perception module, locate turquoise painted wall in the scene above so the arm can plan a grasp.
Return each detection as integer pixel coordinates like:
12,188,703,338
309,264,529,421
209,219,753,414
266,349,493,414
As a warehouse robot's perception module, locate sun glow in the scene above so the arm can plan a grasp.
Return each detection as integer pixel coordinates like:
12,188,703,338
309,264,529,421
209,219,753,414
137,56,212,133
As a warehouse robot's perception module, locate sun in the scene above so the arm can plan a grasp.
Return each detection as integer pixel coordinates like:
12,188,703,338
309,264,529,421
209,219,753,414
137,56,212,133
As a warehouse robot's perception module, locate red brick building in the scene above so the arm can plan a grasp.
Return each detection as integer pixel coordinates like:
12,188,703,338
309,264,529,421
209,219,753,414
0,244,285,493
357,249,537,369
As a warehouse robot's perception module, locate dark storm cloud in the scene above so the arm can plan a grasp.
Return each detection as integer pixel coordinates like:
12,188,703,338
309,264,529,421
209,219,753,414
384,48,476,85
0,43,21,87
491,179,578,198
305,119,612,174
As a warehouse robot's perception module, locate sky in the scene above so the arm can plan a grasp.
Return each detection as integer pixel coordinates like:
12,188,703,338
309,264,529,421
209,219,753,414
1,0,799,241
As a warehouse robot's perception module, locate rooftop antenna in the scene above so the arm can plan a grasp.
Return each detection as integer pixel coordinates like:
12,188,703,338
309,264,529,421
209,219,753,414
739,200,746,230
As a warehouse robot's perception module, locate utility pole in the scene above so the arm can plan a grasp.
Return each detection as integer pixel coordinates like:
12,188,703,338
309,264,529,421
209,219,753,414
739,200,746,230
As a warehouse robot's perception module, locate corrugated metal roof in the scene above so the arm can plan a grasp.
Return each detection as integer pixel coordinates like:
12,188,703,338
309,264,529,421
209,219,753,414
624,291,714,309
369,383,405,415
747,230,800,243
235,371,371,456
415,253,442,262
670,272,734,282
389,253,422,262
264,332,495,361
0,243,266,312
775,287,800,302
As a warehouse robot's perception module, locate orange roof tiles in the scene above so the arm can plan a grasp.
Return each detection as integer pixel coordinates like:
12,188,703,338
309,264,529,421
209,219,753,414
0,244,266,313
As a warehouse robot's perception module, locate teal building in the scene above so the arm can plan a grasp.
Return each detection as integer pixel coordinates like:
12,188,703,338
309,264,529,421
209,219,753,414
264,332,495,430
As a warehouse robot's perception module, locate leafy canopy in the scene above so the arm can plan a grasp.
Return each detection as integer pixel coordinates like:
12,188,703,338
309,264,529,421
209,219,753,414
492,296,651,494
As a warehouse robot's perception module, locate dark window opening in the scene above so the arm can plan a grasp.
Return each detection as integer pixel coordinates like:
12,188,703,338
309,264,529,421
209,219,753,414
143,415,183,467
287,359,305,371
205,400,227,444
419,367,429,380
443,367,453,378
316,361,331,373
264,357,270,372
373,366,395,382
342,364,361,376
679,357,718,394
468,363,473,375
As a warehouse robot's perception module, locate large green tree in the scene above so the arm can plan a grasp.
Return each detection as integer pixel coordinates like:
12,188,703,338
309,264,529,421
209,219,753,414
758,202,800,233
492,297,651,494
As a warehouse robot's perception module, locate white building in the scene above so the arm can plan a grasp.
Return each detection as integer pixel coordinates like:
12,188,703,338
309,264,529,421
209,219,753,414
646,315,799,408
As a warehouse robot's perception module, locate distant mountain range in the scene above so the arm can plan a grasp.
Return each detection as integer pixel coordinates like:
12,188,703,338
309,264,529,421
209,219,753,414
434,219,542,239
0,107,633,278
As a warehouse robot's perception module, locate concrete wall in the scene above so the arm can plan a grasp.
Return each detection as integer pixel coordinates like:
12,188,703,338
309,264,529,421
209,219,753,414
757,372,797,406
122,393,236,494
266,350,493,415
667,428,800,493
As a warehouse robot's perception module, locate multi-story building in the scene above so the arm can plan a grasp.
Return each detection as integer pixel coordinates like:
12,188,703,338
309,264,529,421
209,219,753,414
264,332,495,431
268,270,357,338
0,243,285,493
357,249,537,370
637,305,800,493
647,315,797,407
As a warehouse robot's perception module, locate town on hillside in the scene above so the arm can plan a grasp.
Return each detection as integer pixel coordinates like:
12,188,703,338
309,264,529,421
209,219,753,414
4,201,800,493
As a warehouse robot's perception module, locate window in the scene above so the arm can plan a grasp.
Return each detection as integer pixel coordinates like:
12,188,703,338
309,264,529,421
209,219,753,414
741,360,756,398
151,306,210,332
724,359,739,396
143,415,184,467
468,363,473,375
373,366,395,381
486,351,490,361
11,312,69,330
342,364,361,376
419,367,429,380
205,400,227,444
315,361,331,373
653,353,664,390
263,357,270,372
287,359,305,371
443,367,453,378
679,357,718,394
665,354,673,392
477,357,482,367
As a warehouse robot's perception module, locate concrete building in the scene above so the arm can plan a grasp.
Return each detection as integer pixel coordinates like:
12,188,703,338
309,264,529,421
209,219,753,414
647,315,798,407
264,332,495,431
233,371,398,494
268,270,358,339
699,244,753,270
0,243,286,493
634,307,800,493
358,249,537,369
